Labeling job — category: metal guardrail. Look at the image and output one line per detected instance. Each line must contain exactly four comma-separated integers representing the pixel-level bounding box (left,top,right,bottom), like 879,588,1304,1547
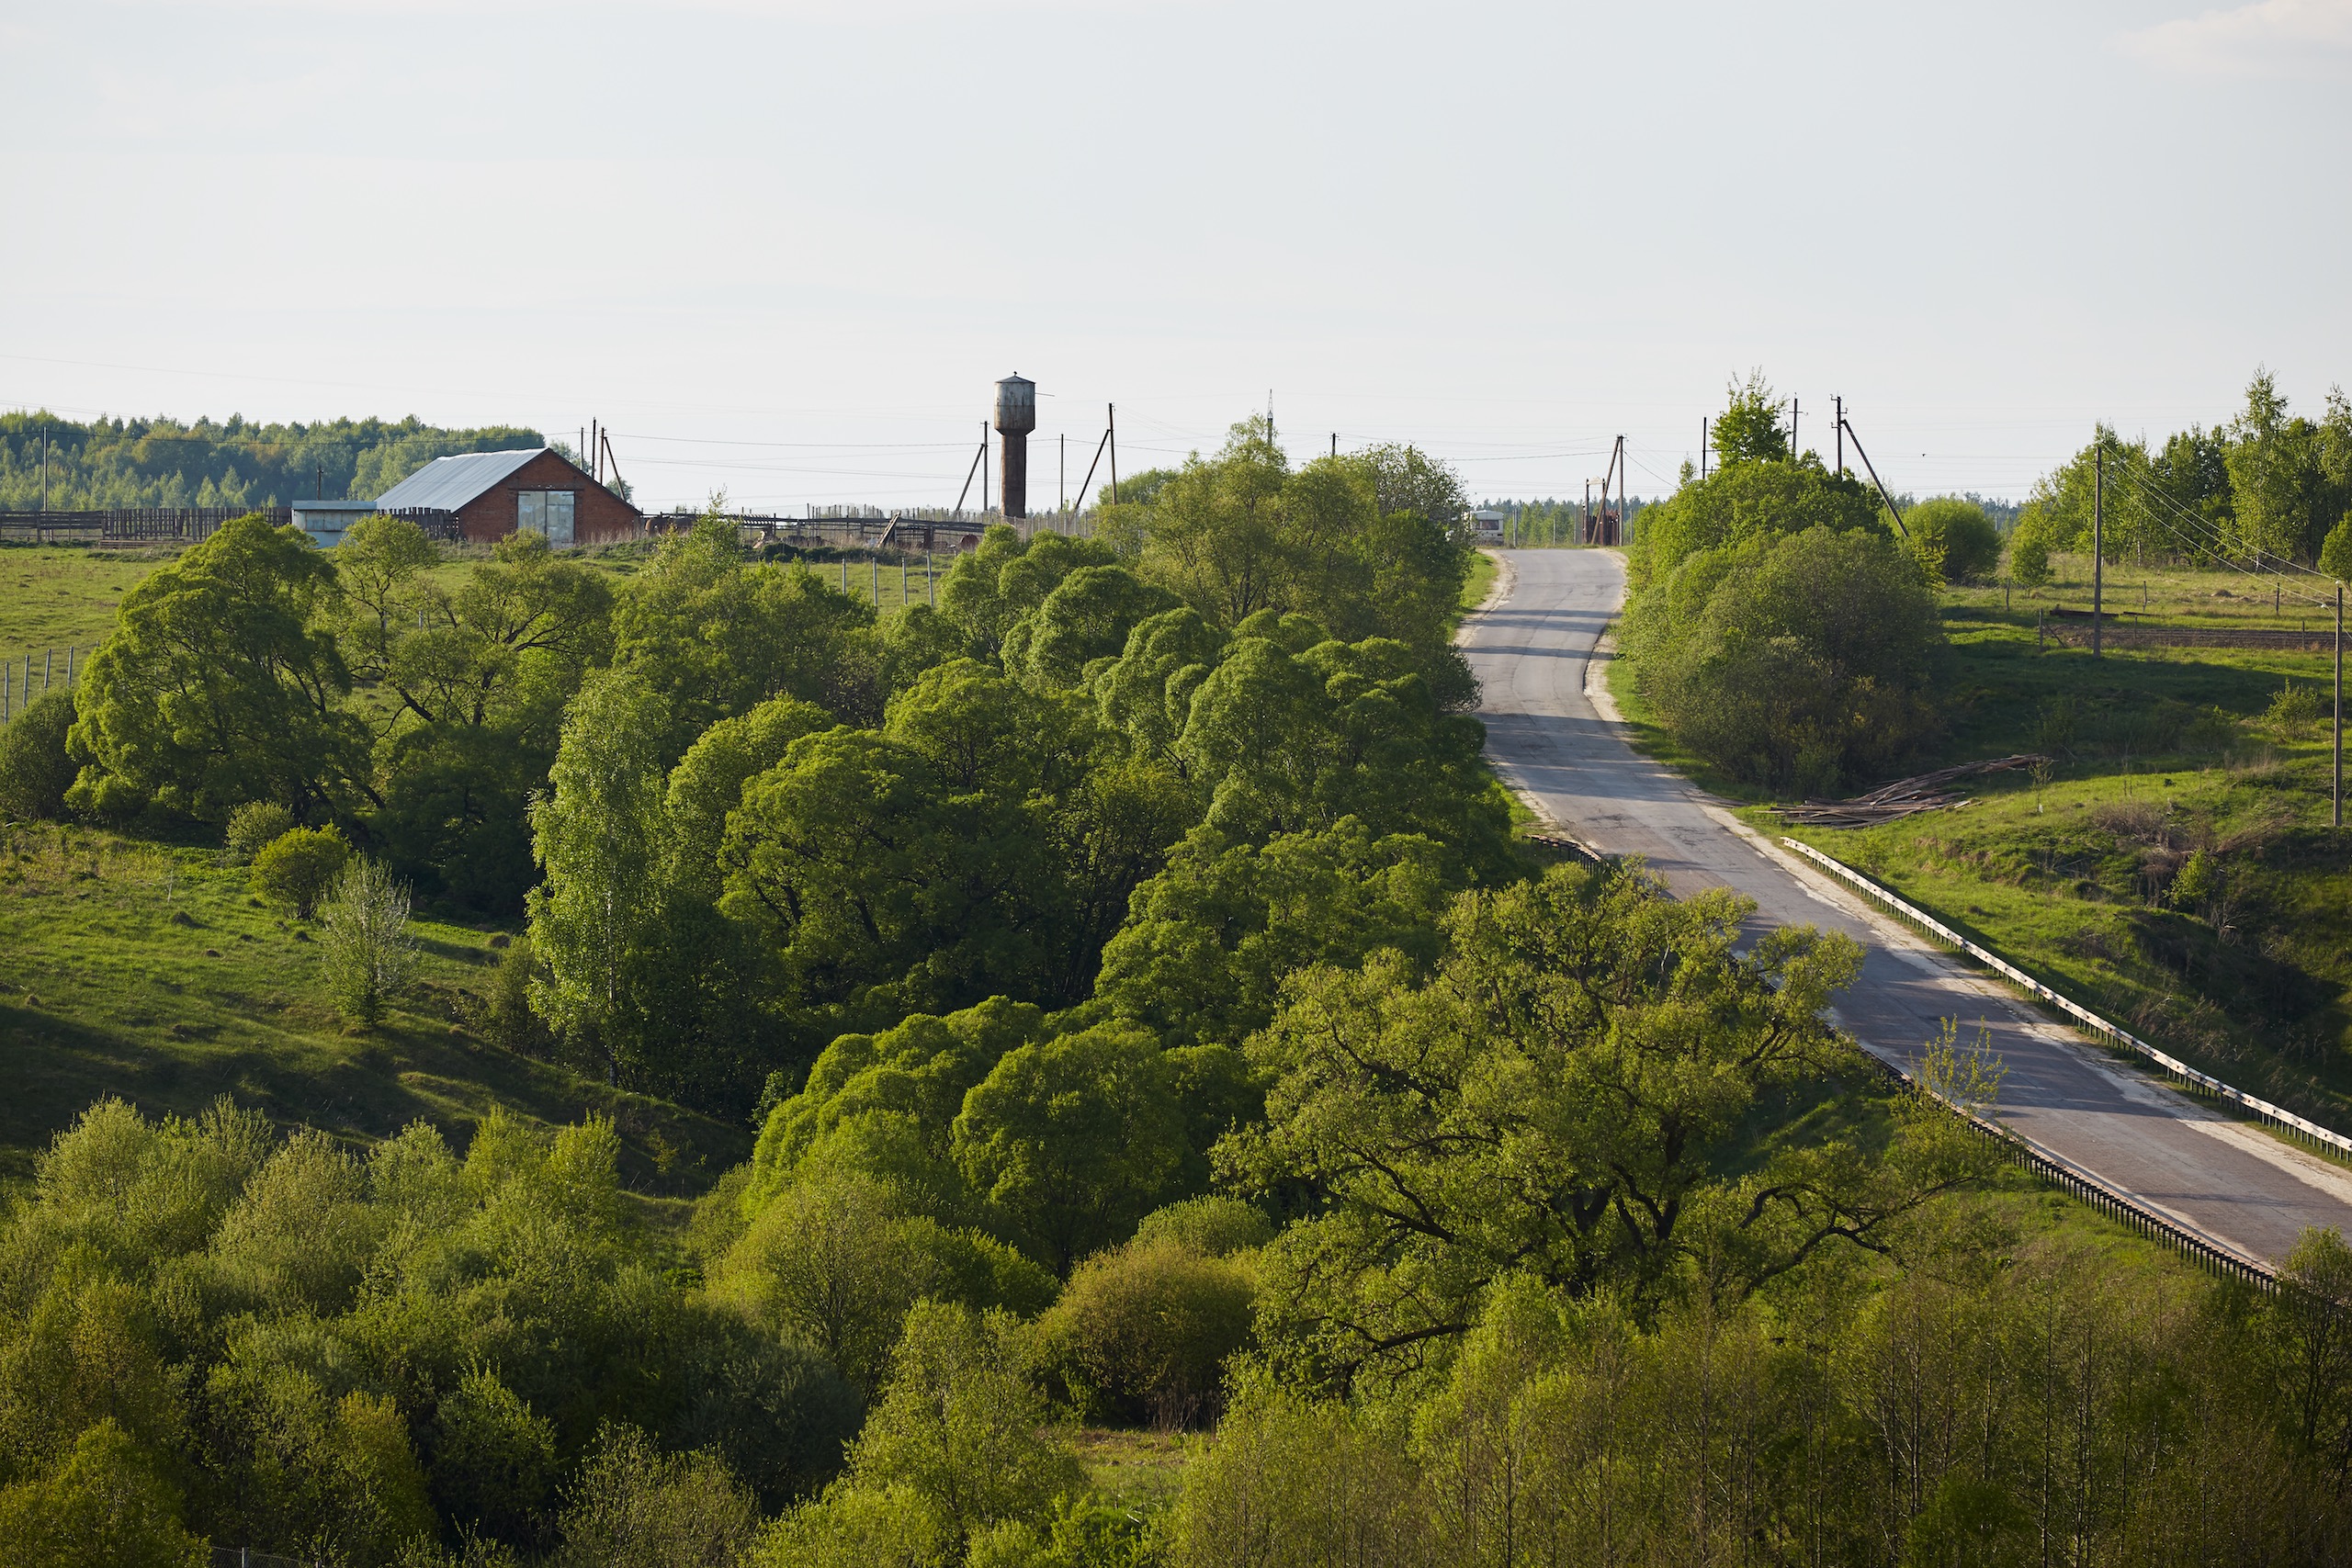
1852,1044,2277,1288
1776,833,2352,1166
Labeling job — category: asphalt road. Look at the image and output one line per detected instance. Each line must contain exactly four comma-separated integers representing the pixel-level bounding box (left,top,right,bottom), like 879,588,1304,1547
1463,547,2352,1269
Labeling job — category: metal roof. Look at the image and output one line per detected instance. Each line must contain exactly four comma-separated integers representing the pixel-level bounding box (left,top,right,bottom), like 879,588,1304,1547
372,447,548,511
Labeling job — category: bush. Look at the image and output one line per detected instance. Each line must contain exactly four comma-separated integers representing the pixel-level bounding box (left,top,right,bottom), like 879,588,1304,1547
2007,519,2053,589
1624,525,1943,794
1904,498,2003,582
2321,514,2352,582
551,1424,762,1568
225,800,296,863
2267,682,2322,740
320,857,417,1026
0,688,78,820
251,825,350,918
472,935,555,1056
1035,1236,1256,1427
1134,1195,1272,1258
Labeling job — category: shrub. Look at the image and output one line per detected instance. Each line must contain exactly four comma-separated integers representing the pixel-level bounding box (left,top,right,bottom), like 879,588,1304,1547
427,1369,558,1549
2007,523,2052,589
251,825,350,918
551,1424,762,1568
2321,514,2352,582
2266,682,2321,741
472,935,555,1056
1035,1236,1256,1427
320,857,417,1026
1625,525,1943,793
224,800,296,863
1134,1195,1272,1258
1904,498,2003,582
0,688,78,820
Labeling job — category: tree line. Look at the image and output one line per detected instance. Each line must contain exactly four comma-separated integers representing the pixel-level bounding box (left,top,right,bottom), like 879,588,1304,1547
10,412,2352,1565
2008,368,2352,580
0,412,545,513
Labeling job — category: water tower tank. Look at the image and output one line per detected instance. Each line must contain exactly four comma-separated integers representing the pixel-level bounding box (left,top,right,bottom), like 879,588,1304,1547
993,374,1036,518
994,374,1036,436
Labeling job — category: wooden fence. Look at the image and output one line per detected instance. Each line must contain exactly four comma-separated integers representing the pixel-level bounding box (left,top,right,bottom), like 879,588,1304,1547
0,507,464,546
2044,621,2342,653
0,646,90,723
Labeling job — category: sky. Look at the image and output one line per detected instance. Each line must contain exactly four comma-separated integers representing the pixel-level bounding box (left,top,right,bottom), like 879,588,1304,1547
2,0,2348,512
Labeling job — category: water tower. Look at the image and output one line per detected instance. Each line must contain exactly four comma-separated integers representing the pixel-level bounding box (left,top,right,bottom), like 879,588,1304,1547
994,374,1036,519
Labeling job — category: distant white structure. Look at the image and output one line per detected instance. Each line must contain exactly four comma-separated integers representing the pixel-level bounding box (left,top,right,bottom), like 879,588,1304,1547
291,500,379,548
1470,509,1506,542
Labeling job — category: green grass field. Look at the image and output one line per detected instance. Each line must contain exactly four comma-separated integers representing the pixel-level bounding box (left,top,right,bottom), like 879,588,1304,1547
0,821,748,1201
0,545,183,661
0,540,950,672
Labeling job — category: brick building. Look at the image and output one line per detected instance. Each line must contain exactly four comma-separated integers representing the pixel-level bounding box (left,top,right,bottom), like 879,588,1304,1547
371,447,640,546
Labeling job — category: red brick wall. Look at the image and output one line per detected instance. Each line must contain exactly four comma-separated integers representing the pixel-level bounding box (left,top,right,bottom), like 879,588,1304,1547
455,449,641,546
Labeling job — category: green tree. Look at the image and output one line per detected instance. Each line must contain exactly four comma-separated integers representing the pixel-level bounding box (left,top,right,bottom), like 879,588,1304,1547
1629,455,1883,588
1624,525,1943,793
319,856,418,1027
250,824,351,918
1096,819,1451,1048
365,525,616,912
0,687,77,819
526,671,673,1084
613,513,886,744
1711,368,1792,468
2319,513,2352,582
1034,1233,1256,1427
1904,497,2003,582
67,514,369,822
1222,861,1983,1390
952,1022,1190,1273
0,1420,208,1568
2226,367,2335,561
549,1425,762,1568
790,1303,1085,1554
2007,521,2052,588
425,1370,558,1550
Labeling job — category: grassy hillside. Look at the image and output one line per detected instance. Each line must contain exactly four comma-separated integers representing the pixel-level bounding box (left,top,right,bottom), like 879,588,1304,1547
0,820,748,1198
1608,548,2352,1133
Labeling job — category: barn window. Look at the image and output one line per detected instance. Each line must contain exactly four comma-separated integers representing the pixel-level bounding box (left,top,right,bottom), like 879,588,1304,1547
517,491,575,544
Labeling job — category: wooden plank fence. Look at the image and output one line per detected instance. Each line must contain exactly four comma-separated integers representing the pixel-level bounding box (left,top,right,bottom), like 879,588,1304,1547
0,507,464,546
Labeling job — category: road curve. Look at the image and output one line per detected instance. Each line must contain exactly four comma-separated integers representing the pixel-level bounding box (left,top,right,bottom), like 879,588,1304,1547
1464,547,2352,1269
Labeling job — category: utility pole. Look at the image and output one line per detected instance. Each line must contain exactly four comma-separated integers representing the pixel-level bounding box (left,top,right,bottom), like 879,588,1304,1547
980,422,989,515
1267,389,1273,447
1791,398,1800,455
1618,435,1628,547
1330,433,1337,459
1701,419,1708,480
2092,442,2104,660
1060,433,1066,515
1584,479,1591,545
1835,396,1844,476
314,459,323,500
1108,404,1119,503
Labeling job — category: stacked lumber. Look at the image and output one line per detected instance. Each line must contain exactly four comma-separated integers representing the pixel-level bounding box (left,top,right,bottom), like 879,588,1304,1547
1777,754,2051,829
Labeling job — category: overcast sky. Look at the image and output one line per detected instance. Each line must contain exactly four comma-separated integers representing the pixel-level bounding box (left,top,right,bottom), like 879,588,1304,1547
3,0,2347,510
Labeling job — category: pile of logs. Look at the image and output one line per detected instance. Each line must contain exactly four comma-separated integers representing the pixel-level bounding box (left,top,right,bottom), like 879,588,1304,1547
1777,755,2052,829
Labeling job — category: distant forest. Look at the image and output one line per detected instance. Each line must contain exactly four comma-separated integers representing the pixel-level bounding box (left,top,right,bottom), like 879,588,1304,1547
1481,490,2023,546
0,413,545,513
